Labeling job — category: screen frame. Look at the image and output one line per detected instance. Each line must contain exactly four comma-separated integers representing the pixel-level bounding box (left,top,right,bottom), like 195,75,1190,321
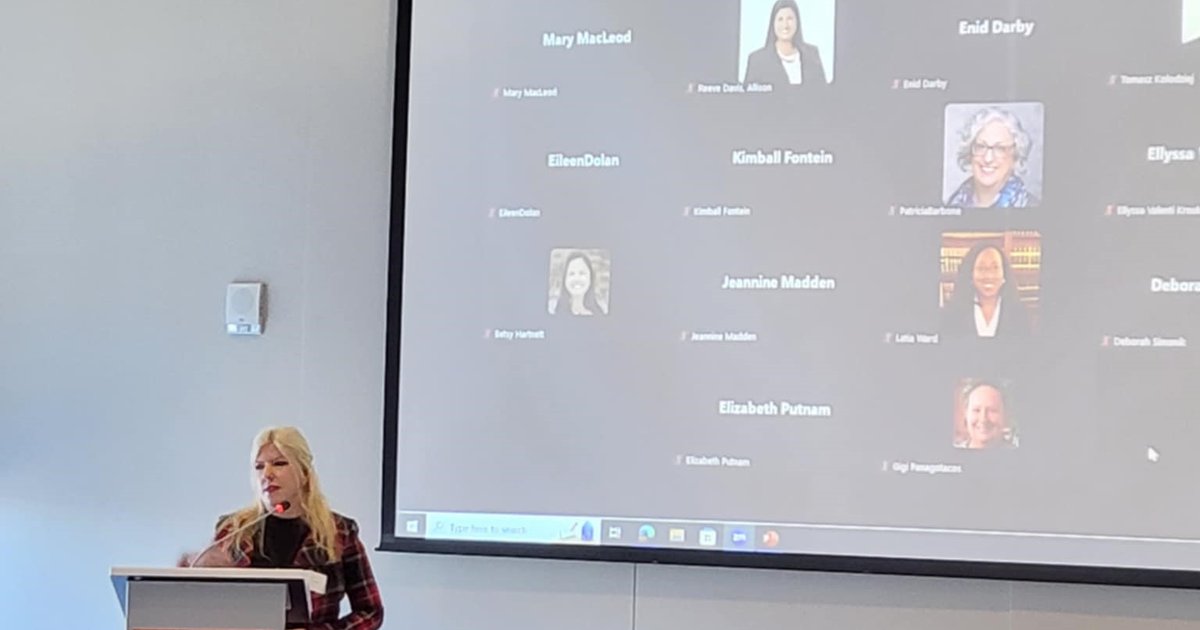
377,0,1200,591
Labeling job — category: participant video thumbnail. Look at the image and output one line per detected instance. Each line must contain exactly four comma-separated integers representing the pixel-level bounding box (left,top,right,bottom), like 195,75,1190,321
1185,0,1200,44
547,249,612,317
939,232,1042,339
739,0,836,88
953,378,1019,450
942,102,1045,208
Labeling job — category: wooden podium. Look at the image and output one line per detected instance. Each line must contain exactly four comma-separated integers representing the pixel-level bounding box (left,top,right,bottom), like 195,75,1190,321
110,566,327,630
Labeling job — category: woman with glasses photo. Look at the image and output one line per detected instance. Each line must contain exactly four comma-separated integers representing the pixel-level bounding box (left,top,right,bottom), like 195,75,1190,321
945,107,1039,208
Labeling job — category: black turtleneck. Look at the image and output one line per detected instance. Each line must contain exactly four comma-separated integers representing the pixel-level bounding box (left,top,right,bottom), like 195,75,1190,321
250,514,310,568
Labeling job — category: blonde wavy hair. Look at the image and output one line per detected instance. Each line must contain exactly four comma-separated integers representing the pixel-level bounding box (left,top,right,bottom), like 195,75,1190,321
218,426,341,563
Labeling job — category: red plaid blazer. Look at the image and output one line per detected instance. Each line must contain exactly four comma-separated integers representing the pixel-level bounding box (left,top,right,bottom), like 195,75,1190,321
216,512,384,630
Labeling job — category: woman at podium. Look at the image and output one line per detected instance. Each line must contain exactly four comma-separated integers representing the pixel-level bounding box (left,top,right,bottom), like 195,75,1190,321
184,426,384,629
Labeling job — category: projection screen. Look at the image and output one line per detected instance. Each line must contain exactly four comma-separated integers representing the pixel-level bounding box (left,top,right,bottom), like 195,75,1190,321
381,0,1200,586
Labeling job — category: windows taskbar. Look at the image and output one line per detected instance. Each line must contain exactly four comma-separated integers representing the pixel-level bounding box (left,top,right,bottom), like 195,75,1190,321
386,511,1200,589
396,511,761,551
393,510,1200,564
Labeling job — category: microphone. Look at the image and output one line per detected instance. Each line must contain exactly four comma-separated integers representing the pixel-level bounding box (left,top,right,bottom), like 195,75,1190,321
187,501,290,568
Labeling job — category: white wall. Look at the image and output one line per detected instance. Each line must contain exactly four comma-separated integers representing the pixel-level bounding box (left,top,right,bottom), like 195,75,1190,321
3,2,1200,629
